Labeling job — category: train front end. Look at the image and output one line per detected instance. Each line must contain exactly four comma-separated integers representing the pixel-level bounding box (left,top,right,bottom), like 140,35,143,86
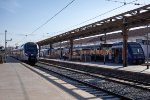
24,42,38,65
128,42,145,64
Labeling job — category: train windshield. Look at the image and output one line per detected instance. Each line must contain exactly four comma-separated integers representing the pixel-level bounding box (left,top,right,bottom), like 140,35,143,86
24,43,38,53
129,43,144,55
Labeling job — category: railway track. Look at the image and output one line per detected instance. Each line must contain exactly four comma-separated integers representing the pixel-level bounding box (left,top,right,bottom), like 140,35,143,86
25,61,150,100
21,62,122,100
33,64,121,100
39,58,150,86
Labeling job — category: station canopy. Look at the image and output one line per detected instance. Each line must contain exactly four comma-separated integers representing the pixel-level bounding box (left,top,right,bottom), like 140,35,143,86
37,4,150,46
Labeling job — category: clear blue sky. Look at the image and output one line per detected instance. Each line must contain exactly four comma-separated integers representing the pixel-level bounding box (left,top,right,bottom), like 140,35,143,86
0,0,149,47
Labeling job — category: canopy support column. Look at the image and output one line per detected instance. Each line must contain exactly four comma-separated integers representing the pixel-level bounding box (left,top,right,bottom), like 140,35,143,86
49,43,52,55
122,18,129,67
69,39,73,60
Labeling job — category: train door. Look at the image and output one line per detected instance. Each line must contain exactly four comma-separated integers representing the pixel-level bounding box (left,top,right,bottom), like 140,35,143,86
81,48,91,62
112,48,122,63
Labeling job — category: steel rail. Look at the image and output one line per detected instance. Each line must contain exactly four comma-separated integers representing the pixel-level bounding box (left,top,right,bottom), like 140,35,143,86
35,61,150,99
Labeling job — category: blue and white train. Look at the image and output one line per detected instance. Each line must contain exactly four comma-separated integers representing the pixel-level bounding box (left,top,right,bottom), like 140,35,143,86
12,42,39,65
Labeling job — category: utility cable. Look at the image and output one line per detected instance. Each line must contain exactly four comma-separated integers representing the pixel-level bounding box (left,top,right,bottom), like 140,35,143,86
17,0,76,45
29,0,76,36
54,0,139,34
105,0,143,5
18,0,149,45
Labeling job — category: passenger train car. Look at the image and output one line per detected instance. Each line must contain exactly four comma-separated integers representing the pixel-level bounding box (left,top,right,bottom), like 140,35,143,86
71,44,112,61
12,42,39,65
40,48,49,57
41,42,145,65
48,44,112,61
111,42,145,64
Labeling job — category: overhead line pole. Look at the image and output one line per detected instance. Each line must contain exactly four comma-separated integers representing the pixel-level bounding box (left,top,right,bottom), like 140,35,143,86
4,30,7,63
4,30,12,62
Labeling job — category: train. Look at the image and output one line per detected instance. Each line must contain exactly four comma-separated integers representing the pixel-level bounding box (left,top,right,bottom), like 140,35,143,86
111,42,145,64
43,42,145,65
71,44,112,61
45,43,112,61
11,42,39,65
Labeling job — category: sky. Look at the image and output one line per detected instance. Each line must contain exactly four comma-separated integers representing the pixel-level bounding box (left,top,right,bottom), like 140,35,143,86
0,0,150,47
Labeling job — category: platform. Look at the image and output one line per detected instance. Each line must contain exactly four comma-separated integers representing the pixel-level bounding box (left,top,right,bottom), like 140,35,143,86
0,57,102,100
40,58,150,74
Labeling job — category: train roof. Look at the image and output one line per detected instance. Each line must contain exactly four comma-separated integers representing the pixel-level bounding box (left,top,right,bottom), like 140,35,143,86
24,42,37,45
74,43,112,49
112,42,141,48
112,42,140,45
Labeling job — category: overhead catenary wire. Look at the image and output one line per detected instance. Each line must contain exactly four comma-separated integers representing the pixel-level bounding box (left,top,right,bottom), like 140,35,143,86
16,0,76,45
17,0,149,45
29,0,76,36
54,0,140,34
105,0,143,5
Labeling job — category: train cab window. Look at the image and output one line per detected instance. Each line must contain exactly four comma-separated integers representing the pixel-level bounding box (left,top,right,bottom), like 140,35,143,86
27,46,37,51
24,43,38,53
129,43,144,54
131,48,143,55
